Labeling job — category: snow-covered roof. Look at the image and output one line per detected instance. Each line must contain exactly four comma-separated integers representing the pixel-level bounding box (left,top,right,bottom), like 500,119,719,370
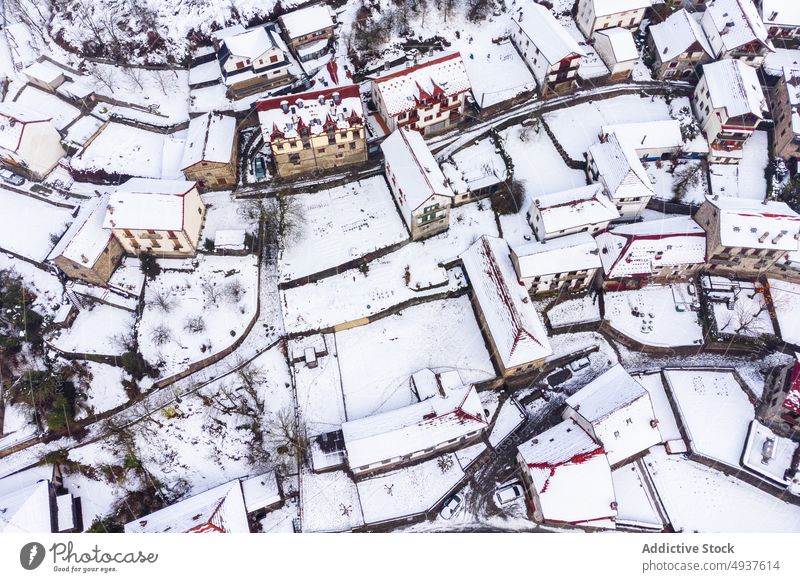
532,183,620,235
125,478,250,533
214,229,246,250
341,385,487,469
649,9,713,62
23,60,64,85
239,473,282,513
257,84,364,143
588,133,653,199
781,67,800,137
705,195,800,251
565,364,662,465
594,27,639,64
104,178,196,232
49,193,114,267
0,480,53,533
0,102,52,153
181,112,236,170
371,52,472,118
594,216,706,278
589,0,651,17
221,26,276,60
703,0,773,53
460,236,553,369
517,419,616,527
513,232,601,278
381,127,455,211
512,2,586,66
761,0,800,28
700,59,767,119
411,368,441,401
602,119,708,155
279,3,335,39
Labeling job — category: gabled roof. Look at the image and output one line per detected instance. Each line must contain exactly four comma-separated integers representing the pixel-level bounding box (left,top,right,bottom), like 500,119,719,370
594,216,706,278
341,385,487,469
594,27,639,63
703,0,773,53
704,195,800,251
220,26,277,60
761,0,800,28
460,236,552,369
649,9,713,62
370,52,472,117
602,119,708,155
49,193,114,268
513,232,602,279
0,102,52,153
279,3,335,39
181,112,236,170
0,480,53,533
512,2,586,66
589,0,651,17
517,419,616,527
381,127,455,212
531,183,620,235
588,133,653,199
103,179,196,232
700,59,766,119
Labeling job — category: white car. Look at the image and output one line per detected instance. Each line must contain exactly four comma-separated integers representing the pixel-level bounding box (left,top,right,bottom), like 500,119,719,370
494,482,523,505
0,169,24,186
440,493,464,519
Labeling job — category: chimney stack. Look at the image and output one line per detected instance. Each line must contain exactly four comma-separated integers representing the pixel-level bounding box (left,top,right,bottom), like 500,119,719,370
772,232,785,245
758,232,769,244
280,100,289,113
333,91,341,104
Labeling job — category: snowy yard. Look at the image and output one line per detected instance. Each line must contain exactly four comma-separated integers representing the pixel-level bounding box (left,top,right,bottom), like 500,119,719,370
79,362,129,416
200,191,259,243
0,189,72,262
646,159,709,205
138,255,259,378
301,470,364,532
708,131,769,200
605,285,704,347
334,296,496,421
767,278,800,346
49,304,135,356
547,295,601,329
293,335,348,437
663,369,754,467
706,279,774,339
70,123,167,180
0,253,66,316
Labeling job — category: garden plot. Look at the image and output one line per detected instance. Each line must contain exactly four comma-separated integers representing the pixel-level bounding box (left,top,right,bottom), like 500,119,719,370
766,278,800,345
605,285,704,347
0,189,72,262
645,447,800,533
79,362,129,416
708,131,769,200
137,254,258,378
293,335,347,437
663,369,754,467
49,304,135,356
646,159,709,205
200,191,259,244
705,278,774,339
544,94,673,160
357,453,465,525
278,176,408,282
15,85,80,131
334,297,496,421
0,253,65,316
301,470,364,532
70,122,165,180
547,295,601,329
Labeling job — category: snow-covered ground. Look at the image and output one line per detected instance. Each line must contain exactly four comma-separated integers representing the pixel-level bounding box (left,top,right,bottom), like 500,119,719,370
49,304,136,356
708,131,769,200
301,470,364,532
767,278,800,345
79,362,129,415
548,295,601,329
293,335,347,437
709,280,774,339
646,159,709,205
70,123,167,180
0,189,73,262
200,191,259,243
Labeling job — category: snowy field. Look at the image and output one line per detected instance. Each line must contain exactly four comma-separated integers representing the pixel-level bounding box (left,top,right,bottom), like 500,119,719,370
301,470,364,532
200,191,259,242
663,369,754,467
708,132,769,200
138,255,259,378
548,295,601,329
0,189,72,261
294,336,347,437
70,123,166,180
278,176,408,282
80,362,129,416
767,278,800,346
49,304,135,356
334,297,496,421
605,285,704,347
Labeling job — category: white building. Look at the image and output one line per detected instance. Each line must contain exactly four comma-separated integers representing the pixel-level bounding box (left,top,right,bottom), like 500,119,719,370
215,24,293,92
528,183,620,241
593,27,638,79
761,0,800,39
381,127,455,240
511,232,602,294
587,133,654,220
0,478,80,533
601,120,708,161
701,0,774,66
460,236,553,377
692,59,767,164
0,102,65,180
517,419,616,528
510,2,586,95
576,0,651,38
563,364,662,466
278,3,336,62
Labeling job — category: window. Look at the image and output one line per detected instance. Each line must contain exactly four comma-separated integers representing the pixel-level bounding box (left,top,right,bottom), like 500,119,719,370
349,142,356,150
151,239,161,248
270,55,279,63
288,153,301,164
123,229,134,238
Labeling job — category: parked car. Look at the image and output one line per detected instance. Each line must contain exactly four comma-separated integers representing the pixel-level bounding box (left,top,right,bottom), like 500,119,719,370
494,481,523,505
253,157,267,180
568,357,590,372
440,493,464,519
0,169,25,186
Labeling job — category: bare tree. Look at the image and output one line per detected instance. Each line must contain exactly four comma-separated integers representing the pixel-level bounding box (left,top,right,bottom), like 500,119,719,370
223,279,246,304
149,324,172,346
201,279,221,306
147,289,176,313
263,407,309,459
183,315,206,334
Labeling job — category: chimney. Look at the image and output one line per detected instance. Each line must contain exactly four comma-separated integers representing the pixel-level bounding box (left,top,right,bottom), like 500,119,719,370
296,98,304,109
772,232,785,245
318,94,326,105
280,100,289,113
333,91,341,104
758,232,769,244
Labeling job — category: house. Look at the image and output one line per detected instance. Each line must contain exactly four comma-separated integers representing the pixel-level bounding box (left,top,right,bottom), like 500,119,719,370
517,419,616,529
647,9,714,81
760,0,800,39
49,194,124,287
510,2,586,95
575,0,651,38
22,60,66,91
594,217,707,289
0,476,81,533
563,365,663,466
771,67,800,160
256,85,367,178
601,120,708,161
511,232,602,295
694,195,800,276
701,0,774,66
460,236,553,377
279,3,336,62
125,473,281,533
103,178,206,257
180,112,238,190
527,183,620,241
369,52,472,137
587,133,654,220
692,59,767,164
341,384,487,476
760,355,800,434
215,24,294,96
381,127,455,240
0,102,65,180
592,27,638,79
